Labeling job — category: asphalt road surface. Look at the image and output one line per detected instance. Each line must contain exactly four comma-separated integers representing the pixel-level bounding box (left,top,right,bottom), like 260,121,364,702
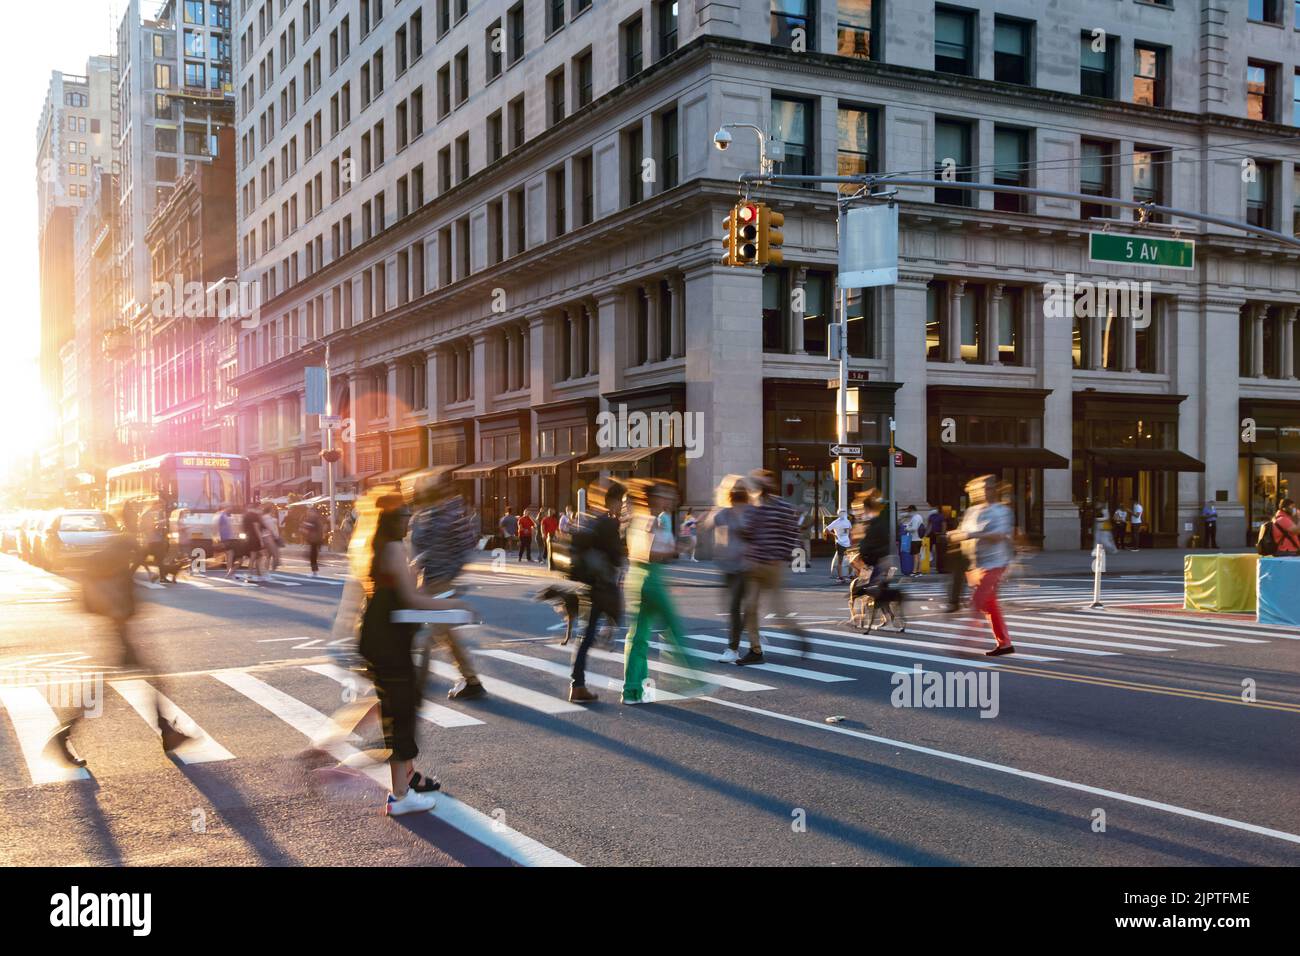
1,549,1297,867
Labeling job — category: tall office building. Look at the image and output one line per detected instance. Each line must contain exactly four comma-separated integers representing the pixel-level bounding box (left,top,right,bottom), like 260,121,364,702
230,0,1300,548
35,57,118,475
114,0,234,460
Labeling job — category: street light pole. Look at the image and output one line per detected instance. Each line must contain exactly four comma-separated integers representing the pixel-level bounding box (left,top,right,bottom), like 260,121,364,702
323,341,336,538
835,202,848,518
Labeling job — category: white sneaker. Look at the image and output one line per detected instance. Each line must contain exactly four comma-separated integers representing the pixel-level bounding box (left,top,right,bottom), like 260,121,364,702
386,789,437,815
719,648,740,663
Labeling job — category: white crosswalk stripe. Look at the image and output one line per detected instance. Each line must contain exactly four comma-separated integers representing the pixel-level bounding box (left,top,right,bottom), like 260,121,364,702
1031,612,1269,644
0,685,90,785
476,648,689,702
914,618,1178,652
426,658,585,714
537,643,775,692
109,679,234,763
304,663,486,728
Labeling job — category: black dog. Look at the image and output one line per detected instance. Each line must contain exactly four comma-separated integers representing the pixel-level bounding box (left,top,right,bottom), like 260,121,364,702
849,571,905,632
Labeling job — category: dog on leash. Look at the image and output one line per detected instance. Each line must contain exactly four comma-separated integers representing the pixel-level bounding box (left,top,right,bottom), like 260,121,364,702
848,567,906,632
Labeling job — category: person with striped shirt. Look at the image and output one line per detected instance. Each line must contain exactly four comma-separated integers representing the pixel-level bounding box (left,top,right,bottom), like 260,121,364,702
737,470,810,665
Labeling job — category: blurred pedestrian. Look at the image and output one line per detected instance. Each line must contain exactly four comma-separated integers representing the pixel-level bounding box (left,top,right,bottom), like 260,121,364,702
701,478,752,660
825,508,853,584
300,507,325,576
541,508,560,569
407,470,484,701
239,506,265,582
949,475,1016,656
46,535,195,770
518,508,536,563
679,508,699,562
737,469,809,665
260,505,283,572
354,491,470,814
1201,501,1218,549
567,479,626,702
622,480,709,703
499,507,518,556
926,504,947,575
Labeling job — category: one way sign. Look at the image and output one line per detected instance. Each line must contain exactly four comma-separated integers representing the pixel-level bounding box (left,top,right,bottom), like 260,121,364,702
829,443,864,458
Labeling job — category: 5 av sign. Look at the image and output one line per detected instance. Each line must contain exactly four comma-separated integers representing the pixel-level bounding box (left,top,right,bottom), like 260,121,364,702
1089,232,1195,270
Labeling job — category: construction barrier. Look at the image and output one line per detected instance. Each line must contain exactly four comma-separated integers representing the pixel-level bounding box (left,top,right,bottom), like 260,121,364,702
1257,557,1300,625
1183,554,1259,612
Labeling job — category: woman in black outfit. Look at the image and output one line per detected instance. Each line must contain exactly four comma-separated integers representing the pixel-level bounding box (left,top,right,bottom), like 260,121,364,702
354,492,468,816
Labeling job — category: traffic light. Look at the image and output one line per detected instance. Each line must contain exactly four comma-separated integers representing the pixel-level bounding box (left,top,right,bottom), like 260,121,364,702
722,201,759,267
757,203,784,266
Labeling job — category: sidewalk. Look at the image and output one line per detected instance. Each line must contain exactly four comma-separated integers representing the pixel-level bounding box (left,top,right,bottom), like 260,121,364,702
463,547,1237,589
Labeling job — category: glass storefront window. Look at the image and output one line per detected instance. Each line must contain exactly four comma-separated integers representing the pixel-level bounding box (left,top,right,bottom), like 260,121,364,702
1102,310,1122,370
926,281,943,361
1278,426,1300,452
803,272,831,354
1072,314,1088,368
959,288,980,361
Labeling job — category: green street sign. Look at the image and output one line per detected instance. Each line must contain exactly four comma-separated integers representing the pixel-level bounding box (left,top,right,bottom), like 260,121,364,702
1088,232,1195,270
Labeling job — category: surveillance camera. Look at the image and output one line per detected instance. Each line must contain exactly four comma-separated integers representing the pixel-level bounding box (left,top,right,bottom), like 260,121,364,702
713,129,732,151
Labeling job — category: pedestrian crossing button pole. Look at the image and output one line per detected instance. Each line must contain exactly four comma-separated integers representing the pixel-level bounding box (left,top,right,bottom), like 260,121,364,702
1089,542,1106,609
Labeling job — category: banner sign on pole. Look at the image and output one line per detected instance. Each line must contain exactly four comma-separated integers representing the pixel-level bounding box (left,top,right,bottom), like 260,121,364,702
304,367,328,415
839,204,899,289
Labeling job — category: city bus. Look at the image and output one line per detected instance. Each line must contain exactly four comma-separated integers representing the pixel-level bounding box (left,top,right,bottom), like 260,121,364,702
105,452,251,558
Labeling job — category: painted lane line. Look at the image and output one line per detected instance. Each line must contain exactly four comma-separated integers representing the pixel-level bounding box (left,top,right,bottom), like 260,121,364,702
681,635,856,682
213,669,575,866
999,616,1220,648
476,648,686,702
428,658,585,714
742,635,924,676
304,663,485,728
913,618,1176,653
538,643,774,692
0,686,91,785
761,630,1000,669
698,695,1300,848
801,627,1064,663
109,680,235,763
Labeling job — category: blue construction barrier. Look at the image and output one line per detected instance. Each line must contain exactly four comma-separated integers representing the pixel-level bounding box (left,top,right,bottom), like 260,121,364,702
1257,557,1300,625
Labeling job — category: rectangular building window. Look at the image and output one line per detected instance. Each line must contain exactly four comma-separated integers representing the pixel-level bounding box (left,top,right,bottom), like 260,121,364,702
1247,61,1276,122
576,50,593,108
993,17,1030,85
623,15,643,78
624,125,644,204
548,68,566,125
934,119,972,206
1133,43,1167,107
656,1,678,59
1247,162,1275,229
993,127,1028,213
935,7,975,76
836,105,877,193
772,0,814,50
1132,146,1169,220
660,109,679,189
1079,139,1114,221
1080,31,1116,98
837,0,875,60
771,96,814,180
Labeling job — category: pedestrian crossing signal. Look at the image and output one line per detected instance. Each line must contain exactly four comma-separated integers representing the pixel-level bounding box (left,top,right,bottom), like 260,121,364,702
722,202,759,267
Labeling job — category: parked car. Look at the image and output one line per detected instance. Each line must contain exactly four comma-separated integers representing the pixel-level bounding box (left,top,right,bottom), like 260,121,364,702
19,512,46,563
38,510,124,573
0,513,24,553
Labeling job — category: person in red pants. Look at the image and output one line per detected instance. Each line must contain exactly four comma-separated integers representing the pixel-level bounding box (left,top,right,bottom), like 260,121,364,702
949,475,1016,656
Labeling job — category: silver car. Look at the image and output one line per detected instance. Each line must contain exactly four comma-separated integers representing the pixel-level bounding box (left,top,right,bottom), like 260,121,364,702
38,511,125,573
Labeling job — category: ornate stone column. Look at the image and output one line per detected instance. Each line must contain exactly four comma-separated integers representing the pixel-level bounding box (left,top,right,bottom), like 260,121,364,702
790,267,808,354
1252,303,1266,378
642,280,661,364
1282,306,1298,380
946,279,966,363
986,283,1003,364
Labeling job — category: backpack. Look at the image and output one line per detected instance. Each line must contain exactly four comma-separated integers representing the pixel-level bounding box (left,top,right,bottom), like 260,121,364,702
1257,519,1278,556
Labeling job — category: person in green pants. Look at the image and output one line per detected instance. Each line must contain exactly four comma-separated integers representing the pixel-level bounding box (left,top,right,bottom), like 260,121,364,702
621,480,713,705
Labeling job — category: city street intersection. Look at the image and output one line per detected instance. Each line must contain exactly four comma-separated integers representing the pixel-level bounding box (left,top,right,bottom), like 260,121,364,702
1,550,1296,867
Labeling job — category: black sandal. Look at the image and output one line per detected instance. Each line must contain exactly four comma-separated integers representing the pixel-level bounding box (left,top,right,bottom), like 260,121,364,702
408,771,441,793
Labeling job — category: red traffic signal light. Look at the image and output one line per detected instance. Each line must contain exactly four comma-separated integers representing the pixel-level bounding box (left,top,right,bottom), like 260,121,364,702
722,202,760,267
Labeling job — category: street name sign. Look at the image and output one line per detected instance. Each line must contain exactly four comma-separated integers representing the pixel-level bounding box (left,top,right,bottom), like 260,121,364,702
1088,232,1194,270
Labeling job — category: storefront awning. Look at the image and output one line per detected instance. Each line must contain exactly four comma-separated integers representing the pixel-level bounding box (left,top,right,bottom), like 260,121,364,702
508,454,587,477
1089,448,1206,473
577,446,671,473
940,446,1071,470
340,470,382,487
364,467,416,488
862,445,918,468
452,460,519,480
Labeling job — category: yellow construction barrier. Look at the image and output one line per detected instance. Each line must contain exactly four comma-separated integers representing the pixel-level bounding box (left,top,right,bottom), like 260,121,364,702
1184,554,1259,612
